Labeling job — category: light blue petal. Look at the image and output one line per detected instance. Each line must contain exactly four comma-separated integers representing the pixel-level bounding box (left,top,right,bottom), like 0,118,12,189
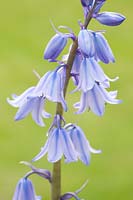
48,128,63,162
60,128,78,163
93,32,115,64
88,141,102,154
79,58,95,92
88,58,107,82
15,97,36,121
70,126,90,165
87,85,105,116
74,92,87,114
7,87,35,108
78,30,94,57
31,97,45,127
97,84,122,104
32,135,50,162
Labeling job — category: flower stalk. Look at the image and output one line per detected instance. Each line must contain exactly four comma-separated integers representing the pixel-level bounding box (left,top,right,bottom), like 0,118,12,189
52,3,97,200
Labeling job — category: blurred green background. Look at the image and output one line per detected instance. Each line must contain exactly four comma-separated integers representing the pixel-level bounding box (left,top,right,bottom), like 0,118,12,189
0,0,132,199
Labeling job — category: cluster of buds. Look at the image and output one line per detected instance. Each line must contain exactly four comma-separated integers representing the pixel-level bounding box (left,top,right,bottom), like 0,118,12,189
8,0,125,199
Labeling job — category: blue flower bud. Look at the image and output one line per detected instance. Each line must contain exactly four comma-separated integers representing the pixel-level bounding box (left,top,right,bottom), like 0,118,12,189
94,12,126,26
81,0,94,7
44,34,67,60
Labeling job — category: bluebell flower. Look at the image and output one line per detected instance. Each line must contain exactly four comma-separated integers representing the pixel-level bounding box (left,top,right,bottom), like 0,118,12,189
78,29,94,58
74,83,122,116
94,12,126,26
65,124,101,165
7,87,51,127
72,57,117,93
94,0,106,14
32,126,78,163
44,34,68,61
12,177,36,200
92,32,115,64
60,192,80,200
33,67,67,111
80,0,94,7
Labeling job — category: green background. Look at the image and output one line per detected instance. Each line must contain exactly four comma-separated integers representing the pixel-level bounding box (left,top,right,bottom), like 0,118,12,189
0,0,132,199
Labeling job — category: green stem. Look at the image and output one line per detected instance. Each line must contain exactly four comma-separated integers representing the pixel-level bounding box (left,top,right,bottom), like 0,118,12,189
51,2,97,199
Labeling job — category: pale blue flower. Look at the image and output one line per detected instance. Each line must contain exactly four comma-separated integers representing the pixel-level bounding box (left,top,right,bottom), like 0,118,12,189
12,178,36,200
72,57,117,93
65,124,101,165
92,32,115,64
32,126,78,163
94,12,126,26
7,87,50,127
74,83,122,116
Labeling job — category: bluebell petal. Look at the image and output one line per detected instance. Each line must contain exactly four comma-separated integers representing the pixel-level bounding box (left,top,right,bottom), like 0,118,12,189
74,92,87,114
32,135,51,162
95,12,126,26
94,0,106,14
73,58,95,93
78,30,94,57
109,90,118,99
88,141,102,154
48,128,63,162
15,97,37,121
33,71,52,96
7,87,35,107
96,84,122,104
31,97,47,127
44,34,67,60
13,178,36,200
87,85,105,116
70,126,90,165
93,32,115,64
60,128,78,163
81,0,94,7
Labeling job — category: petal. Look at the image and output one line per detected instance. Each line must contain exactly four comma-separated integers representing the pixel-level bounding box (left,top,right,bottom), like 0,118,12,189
48,128,63,162
74,92,87,114
32,135,50,162
78,30,94,57
88,141,102,154
87,58,107,82
79,58,95,92
31,97,46,127
95,12,126,26
96,84,122,104
87,85,105,116
70,126,90,165
93,32,115,64
15,97,36,121
7,87,35,108
60,128,78,163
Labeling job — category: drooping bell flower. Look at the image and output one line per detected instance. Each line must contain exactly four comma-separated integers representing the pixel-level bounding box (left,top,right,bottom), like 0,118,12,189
74,82,122,116
65,123,101,165
78,29,94,58
92,32,115,64
7,87,51,127
94,12,126,26
12,177,36,200
32,116,78,163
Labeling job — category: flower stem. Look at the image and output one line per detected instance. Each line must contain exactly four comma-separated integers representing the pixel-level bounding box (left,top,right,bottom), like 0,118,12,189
51,3,97,199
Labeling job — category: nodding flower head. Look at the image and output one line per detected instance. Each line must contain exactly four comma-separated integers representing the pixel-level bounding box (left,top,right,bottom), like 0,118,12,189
74,83,122,116
32,115,78,163
7,87,51,127
65,123,101,165
12,177,37,200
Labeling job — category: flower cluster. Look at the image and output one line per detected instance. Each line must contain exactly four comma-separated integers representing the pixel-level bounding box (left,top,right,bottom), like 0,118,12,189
8,0,125,199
